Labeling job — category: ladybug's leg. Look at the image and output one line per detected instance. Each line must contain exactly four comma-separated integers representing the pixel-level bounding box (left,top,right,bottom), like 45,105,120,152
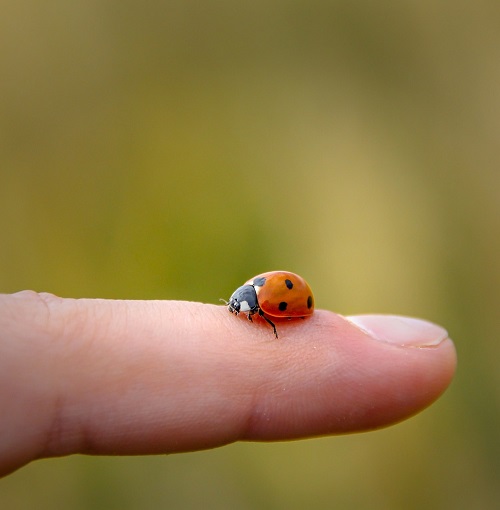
259,309,278,339
246,308,260,322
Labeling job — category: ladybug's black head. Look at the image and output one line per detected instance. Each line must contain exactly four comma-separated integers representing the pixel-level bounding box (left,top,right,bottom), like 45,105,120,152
227,284,259,315
228,296,241,314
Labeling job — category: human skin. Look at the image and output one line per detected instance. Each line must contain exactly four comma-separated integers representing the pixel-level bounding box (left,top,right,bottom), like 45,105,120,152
0,291,456,477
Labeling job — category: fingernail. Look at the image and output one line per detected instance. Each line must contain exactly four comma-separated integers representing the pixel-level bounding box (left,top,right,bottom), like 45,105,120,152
345,315,449,347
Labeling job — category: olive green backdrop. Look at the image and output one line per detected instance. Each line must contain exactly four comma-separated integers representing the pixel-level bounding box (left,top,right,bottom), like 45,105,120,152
1,1,499,508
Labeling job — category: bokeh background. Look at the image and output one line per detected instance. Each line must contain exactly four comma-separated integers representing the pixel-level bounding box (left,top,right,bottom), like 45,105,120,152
1,1,499,508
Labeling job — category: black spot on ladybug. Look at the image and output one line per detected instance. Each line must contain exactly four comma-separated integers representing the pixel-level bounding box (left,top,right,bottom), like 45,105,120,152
279,301,288,311
307,295,313,309
253,277,266,287
285,279,293,289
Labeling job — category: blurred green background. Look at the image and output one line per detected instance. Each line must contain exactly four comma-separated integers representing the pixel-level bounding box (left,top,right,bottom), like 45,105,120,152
1,1,499,508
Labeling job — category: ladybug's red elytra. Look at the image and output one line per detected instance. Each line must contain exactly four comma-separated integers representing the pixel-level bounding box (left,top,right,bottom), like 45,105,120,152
225,271,314,338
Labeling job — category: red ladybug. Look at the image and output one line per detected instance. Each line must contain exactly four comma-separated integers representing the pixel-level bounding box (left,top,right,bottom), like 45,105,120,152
226,271,314,338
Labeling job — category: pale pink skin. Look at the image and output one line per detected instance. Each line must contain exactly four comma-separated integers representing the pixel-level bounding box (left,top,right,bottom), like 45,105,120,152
0,291,456,477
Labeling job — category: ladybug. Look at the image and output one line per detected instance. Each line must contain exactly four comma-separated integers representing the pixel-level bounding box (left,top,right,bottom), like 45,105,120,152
225,271,314,338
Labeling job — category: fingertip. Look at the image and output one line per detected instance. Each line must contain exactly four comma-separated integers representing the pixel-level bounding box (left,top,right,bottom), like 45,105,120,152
345,314,452,347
